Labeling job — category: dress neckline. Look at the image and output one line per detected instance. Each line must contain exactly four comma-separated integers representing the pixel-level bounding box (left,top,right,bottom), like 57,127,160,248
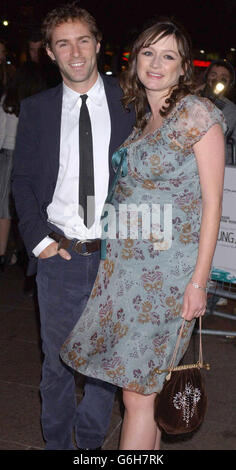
131,94,190,145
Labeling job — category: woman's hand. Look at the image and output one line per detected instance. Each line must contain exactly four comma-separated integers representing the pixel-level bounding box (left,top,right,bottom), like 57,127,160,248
181,282,207,321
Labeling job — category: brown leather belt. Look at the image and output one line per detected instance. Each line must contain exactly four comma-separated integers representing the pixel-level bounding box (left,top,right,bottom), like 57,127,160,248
49,231,101,256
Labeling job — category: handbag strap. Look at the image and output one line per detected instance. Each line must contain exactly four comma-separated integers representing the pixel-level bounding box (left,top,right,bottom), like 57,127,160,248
169,317,203,370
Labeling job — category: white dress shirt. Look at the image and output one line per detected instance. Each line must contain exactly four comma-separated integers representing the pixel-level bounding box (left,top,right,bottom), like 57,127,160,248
33,74,111,256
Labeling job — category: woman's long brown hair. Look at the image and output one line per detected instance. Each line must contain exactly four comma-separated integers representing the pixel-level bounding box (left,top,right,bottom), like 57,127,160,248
120,20,195,129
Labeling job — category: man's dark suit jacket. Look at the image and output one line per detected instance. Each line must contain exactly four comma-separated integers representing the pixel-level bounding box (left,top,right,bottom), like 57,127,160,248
12,74,135,275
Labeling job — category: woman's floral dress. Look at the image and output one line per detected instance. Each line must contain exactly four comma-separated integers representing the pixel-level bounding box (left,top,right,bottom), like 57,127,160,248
60,95,226,394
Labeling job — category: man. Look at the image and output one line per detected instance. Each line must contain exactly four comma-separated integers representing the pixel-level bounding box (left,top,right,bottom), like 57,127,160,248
199,60,236,308
201,60,236,165
12,3,134,450
28,30,43,64
25,29,61,89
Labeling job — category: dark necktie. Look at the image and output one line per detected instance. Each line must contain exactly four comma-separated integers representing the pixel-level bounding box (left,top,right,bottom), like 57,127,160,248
79,94,95,228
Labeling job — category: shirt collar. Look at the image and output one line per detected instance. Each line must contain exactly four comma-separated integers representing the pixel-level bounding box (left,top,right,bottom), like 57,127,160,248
62,74,104,111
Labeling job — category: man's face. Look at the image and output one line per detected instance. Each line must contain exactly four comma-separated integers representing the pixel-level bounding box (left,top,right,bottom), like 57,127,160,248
47,19,100,93
207,65,232,94
29,40,43,63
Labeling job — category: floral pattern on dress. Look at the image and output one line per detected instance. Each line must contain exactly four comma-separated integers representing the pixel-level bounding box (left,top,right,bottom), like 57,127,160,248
61,94,226,394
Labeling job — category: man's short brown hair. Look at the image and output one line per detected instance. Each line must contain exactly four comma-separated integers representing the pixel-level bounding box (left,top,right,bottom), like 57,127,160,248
42,1,102,48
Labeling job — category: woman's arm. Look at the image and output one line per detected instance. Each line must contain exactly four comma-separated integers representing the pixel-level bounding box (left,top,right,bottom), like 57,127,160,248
182,123,225,321
0,103,7,150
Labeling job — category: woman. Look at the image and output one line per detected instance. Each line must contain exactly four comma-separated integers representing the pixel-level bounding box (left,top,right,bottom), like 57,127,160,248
0,40,16,269
0,39,15,99
0,63,46,271
60,20,226,450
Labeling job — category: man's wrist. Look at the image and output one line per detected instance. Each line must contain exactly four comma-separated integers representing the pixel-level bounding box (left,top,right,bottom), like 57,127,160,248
32,236,56,257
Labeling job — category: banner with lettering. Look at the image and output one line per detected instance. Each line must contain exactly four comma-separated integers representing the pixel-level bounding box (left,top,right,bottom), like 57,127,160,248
212,166,236,283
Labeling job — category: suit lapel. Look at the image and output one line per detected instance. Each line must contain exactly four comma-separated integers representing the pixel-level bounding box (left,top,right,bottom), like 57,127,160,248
102,75,122,157
102,75,125,186
45,84,63,185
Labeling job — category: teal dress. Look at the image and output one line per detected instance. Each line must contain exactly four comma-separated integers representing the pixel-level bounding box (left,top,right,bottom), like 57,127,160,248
60,95,226,395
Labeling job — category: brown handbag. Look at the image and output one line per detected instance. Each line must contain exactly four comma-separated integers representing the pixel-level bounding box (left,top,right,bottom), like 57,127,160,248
154,318,210,435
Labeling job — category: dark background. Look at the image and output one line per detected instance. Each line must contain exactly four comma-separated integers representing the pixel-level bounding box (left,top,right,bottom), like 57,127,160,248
1,0,236,60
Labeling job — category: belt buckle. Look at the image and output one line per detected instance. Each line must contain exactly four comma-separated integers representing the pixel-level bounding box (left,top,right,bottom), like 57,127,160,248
75,240,92,256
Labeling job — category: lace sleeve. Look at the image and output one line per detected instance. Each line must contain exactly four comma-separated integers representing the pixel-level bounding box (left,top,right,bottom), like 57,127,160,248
172,95,227,149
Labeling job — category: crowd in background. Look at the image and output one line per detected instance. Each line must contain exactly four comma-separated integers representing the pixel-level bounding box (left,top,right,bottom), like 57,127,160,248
0,32,61,281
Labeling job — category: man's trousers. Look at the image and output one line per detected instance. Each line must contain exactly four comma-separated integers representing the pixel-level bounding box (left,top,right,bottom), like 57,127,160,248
36,247,117,450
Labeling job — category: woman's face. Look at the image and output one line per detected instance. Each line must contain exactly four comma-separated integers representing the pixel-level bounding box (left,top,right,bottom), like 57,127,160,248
136,34,184,97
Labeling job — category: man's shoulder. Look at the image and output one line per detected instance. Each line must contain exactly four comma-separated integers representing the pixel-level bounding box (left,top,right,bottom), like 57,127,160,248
101,73,134,114
101,73,123,97
101,73,119,87
221,95,236,111
21,83,63,110
221,96,236,127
